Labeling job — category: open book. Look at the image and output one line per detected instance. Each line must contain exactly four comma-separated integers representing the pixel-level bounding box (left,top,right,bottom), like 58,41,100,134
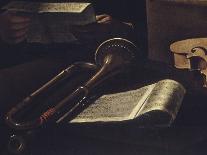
67,79,185,126
2,1,96,43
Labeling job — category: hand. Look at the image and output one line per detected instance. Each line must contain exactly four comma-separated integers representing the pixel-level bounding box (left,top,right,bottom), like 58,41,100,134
0,11,31,44
72,14,134,48
96,14,113,24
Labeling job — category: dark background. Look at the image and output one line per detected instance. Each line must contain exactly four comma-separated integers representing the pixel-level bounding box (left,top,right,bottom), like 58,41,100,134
1,1,207,155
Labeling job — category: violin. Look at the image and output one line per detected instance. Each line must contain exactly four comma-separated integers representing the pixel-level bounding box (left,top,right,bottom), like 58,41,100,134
170,38,207,88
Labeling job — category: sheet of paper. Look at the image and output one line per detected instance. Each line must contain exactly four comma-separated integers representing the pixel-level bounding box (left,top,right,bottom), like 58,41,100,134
70,85,155,123
27,15,77,43
70,79,185,124
3,1,96,43
138,79,186,120
3,1,91,13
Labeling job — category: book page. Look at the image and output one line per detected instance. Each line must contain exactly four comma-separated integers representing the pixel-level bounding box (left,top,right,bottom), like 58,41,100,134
3,2,96,43
137,79,186,121
3,1,91,13
70,85,155,123
27,15,77,43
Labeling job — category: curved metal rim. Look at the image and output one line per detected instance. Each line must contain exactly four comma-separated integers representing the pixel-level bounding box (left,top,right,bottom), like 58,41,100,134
94,38,137,65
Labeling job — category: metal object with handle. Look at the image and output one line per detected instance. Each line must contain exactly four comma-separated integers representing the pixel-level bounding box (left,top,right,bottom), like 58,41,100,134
5,38,137,131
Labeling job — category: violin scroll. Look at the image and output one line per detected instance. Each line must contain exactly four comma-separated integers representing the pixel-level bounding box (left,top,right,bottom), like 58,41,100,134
170,38,207,88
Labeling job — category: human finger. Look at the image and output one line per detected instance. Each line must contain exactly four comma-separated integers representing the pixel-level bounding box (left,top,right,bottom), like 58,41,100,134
9,15,31,24
4,33,27,44
96,14,110,21
13,35,27,44
10,22,30,31
98,16,112,24
11,28,28,38
96,14,112,24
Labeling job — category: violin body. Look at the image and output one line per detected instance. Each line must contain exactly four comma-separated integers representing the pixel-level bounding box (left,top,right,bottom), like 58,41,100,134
171,38,207,88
